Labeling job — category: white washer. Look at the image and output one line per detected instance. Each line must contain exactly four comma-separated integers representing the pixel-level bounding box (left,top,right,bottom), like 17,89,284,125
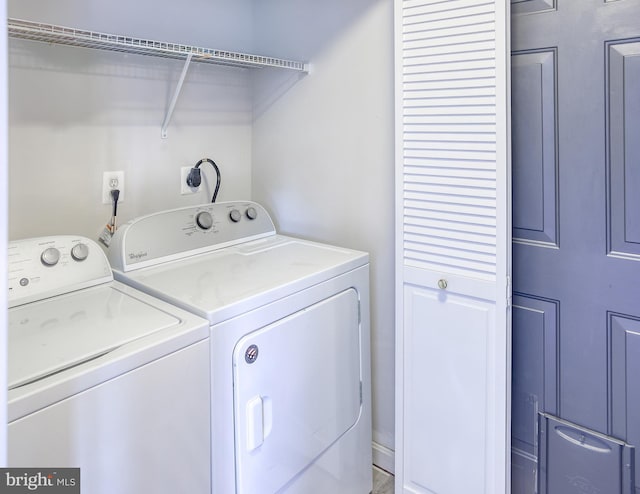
107,201,372,494
7,236,211,494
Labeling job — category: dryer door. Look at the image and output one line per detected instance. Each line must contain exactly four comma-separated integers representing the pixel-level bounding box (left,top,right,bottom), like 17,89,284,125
232,288,362,494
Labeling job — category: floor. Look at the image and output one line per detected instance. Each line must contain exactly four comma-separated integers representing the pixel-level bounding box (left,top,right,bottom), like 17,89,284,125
372,466,394,494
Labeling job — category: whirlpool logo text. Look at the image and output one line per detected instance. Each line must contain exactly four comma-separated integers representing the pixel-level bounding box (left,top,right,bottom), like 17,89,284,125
128,251,148,261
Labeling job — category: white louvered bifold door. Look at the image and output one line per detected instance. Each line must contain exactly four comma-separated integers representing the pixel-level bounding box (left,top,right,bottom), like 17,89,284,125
394,1,511,493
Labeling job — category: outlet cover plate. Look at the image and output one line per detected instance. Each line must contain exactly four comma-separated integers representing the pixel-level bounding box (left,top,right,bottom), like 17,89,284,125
102,171,125,204
181,166,201,195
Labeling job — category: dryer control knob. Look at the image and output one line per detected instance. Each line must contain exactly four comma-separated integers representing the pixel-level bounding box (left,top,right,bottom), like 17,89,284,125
41,247,61,266
196,211,213,230
71,243,89,261
246,207,258,220
229,209,241,223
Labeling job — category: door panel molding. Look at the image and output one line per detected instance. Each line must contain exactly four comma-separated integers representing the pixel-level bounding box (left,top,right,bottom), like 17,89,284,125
609,311,640,484
607,39,640,260
512,49,559,247
511,0,556,16
403,283,493,494
512,294,559,454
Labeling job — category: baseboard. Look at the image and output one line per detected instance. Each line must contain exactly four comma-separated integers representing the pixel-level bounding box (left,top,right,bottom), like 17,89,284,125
372,441,395,474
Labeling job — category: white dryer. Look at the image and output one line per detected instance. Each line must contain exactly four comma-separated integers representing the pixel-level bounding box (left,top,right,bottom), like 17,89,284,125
7,236,211,494
107,201,372,494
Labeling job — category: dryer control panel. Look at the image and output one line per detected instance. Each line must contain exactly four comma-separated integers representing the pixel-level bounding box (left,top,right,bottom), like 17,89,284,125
108,201,276,272
8,236,113,308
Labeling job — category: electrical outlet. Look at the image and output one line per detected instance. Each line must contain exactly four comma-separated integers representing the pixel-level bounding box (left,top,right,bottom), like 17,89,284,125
102,171,125,204
181,166,201,195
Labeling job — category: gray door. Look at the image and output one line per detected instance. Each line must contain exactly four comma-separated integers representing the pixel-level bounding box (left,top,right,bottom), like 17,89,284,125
511,1,640,493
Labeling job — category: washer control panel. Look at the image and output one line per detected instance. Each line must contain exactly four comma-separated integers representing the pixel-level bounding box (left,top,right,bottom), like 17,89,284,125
8,236,113,308
108,201,276,272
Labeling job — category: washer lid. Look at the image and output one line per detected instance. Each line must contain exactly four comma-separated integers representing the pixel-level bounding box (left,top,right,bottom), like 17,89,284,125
116,235,368,324
8,283,181,390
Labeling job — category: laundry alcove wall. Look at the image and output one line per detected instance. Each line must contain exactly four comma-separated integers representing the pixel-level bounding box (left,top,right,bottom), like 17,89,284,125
6,0,398,472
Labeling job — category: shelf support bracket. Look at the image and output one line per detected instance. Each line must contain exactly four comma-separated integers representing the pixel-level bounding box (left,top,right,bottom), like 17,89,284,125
161,53,193,139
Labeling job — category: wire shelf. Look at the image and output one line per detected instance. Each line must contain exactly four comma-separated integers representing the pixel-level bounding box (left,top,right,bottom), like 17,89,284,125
8,18,309,72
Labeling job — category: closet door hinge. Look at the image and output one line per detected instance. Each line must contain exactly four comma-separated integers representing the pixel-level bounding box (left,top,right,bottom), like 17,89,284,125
506,275,512,308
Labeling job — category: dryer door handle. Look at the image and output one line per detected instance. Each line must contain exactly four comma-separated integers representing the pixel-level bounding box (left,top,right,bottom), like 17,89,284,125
246,396,264,451
246,395,272,452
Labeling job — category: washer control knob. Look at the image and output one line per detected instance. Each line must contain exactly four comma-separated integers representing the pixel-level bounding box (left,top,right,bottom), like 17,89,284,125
196,211,214,230
41,247,61,266
229,209,241,223
246,207,258,220
71,243,89,261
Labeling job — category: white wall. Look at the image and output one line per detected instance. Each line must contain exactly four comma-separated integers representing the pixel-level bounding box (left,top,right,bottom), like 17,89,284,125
7,0,255,240
1,0,9,466
251,0,396,470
